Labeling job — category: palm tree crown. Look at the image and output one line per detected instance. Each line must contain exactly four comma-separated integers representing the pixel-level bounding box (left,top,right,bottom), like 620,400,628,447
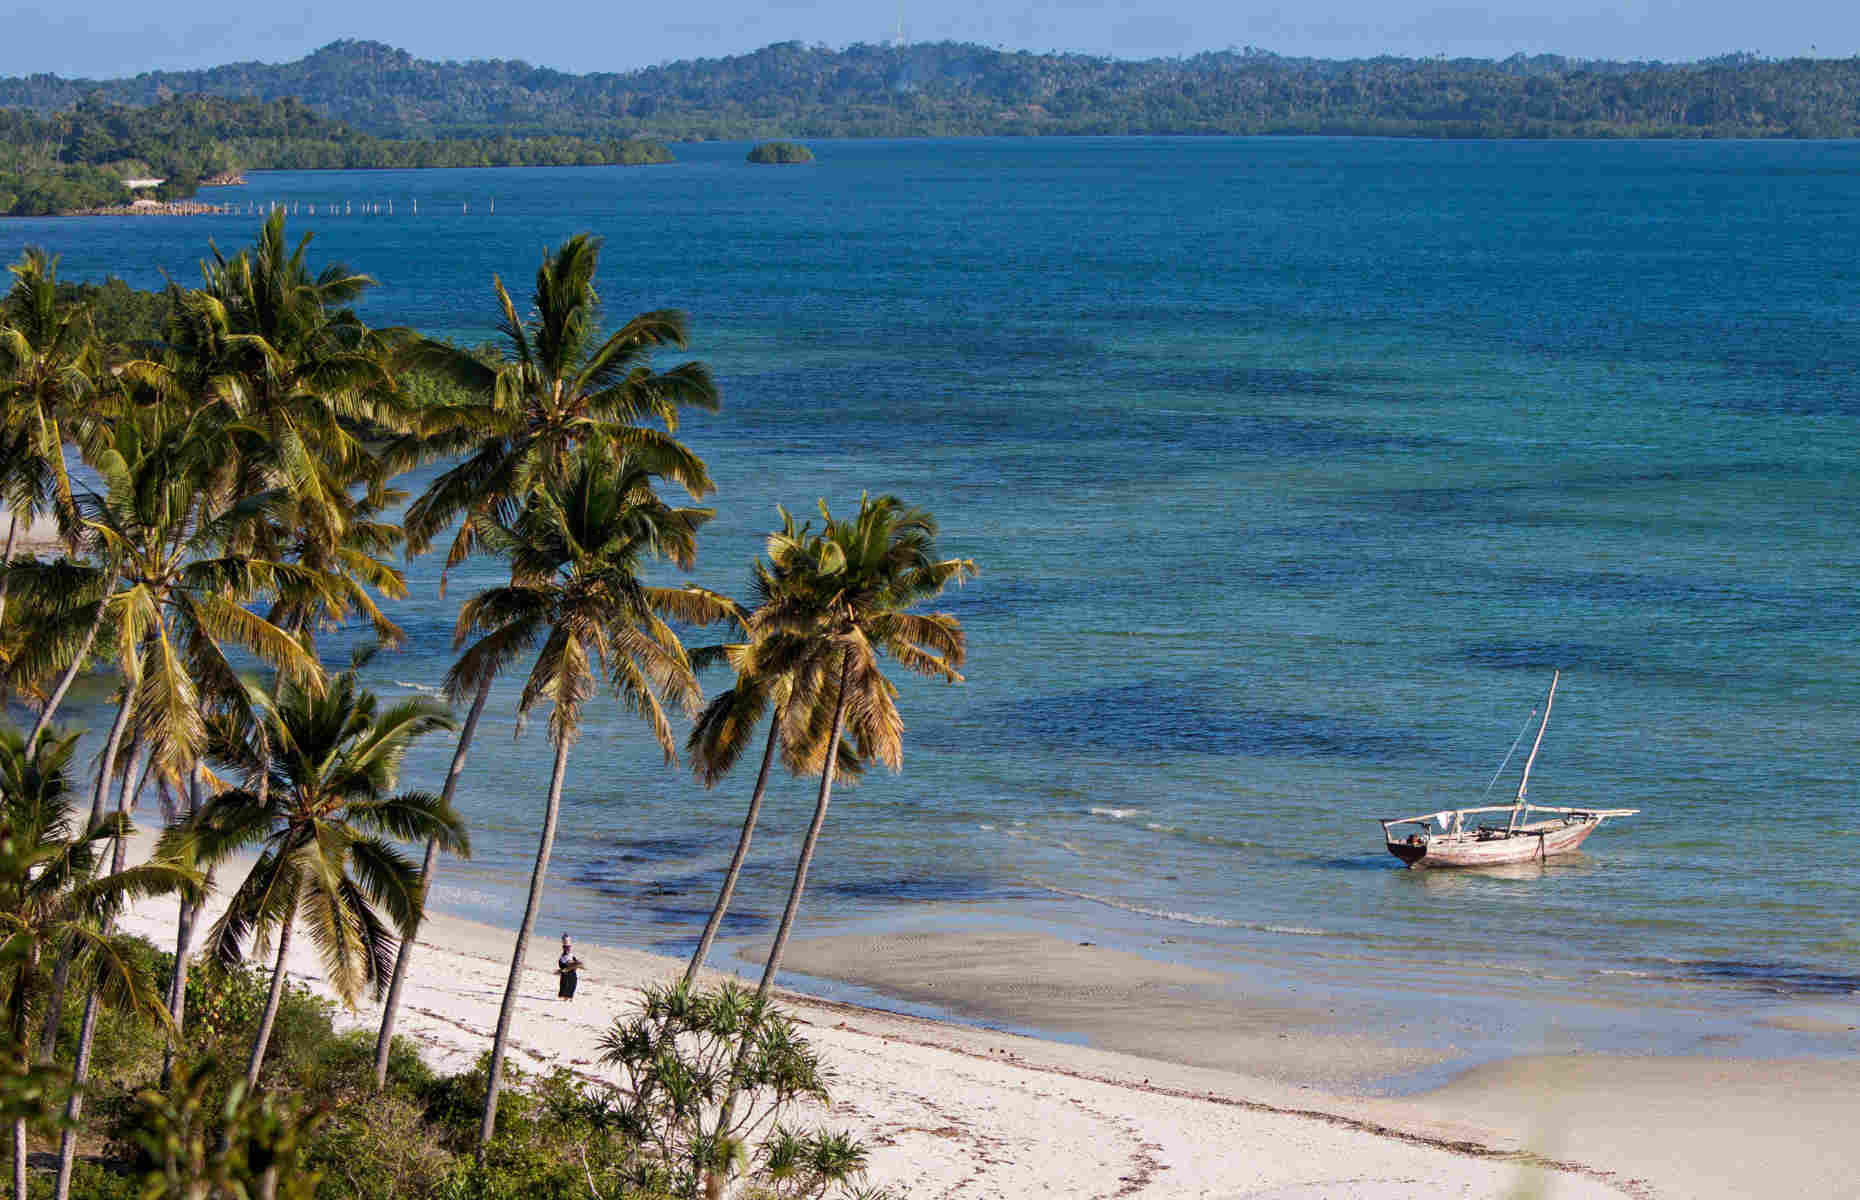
189,663,467,1010
402,233,719,576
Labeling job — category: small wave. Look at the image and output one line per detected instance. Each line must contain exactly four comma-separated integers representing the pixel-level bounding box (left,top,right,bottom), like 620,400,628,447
977,823,996,831
1089,806,1140,820
393,679,441,695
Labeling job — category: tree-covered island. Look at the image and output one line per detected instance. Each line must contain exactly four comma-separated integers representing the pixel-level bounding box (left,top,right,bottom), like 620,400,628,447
0,95,673,216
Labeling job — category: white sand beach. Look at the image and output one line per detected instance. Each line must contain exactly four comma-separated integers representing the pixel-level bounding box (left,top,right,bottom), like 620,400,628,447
106,829,1860,1200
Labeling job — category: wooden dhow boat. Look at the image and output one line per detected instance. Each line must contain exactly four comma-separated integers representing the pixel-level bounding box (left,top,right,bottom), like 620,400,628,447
1379,671,1636,869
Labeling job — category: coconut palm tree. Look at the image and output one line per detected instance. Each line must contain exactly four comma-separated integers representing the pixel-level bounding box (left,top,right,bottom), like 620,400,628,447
745,495,974,1004
680,514,866,987
5,415,323,803
0,248,103,637
0,723,193,1200
372,232,719,1087
0,247,106,666
177,655,466,1088
399,232,717,575
451,447,714,1153
707,497,971,1144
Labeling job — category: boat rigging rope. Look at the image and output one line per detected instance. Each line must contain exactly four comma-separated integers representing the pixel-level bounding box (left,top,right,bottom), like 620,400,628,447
1479,705,1540,802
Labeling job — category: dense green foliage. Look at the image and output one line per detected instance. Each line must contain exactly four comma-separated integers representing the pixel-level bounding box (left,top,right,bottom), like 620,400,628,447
747,141,814,164
5,40,1860,140
0,94,672,215
50,279,169,347
7,938,884,1200
0,166,128,218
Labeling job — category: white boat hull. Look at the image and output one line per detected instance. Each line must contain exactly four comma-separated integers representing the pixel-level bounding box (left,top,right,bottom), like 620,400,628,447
1387,817,1600,869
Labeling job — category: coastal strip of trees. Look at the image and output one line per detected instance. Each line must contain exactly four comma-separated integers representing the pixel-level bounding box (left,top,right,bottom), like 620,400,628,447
7,40,1860,142
0,95,674,215
0,223,969,1196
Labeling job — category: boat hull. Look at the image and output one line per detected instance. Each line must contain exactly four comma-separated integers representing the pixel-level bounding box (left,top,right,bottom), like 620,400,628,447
1387,818,1599,869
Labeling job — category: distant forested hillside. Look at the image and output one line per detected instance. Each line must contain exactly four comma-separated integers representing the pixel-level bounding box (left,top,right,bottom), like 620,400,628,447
0,93,671,214
5,40,1860,139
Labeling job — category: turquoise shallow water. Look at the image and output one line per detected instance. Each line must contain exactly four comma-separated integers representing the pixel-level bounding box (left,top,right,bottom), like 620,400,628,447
7,137,1859,1053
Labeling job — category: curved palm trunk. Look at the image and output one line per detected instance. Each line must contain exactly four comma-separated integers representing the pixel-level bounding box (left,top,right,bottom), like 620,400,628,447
10,951,32,1200
159,767,210,1091
86,685,134,829
714,658,851,1146
24,584,113,764
476,732,572,1155
0,511,18,630
756,659,850,1003
35,697,135,1065
372,677,492,1089
37,745,150,1064
244,888,301,1089
683,710,784,987
52,754,146,1200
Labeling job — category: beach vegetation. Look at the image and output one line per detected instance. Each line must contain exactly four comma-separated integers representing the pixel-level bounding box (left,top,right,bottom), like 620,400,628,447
0,724,194,1200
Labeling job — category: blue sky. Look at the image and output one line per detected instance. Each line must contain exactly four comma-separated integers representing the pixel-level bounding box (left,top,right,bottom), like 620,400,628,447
6,0,1857,79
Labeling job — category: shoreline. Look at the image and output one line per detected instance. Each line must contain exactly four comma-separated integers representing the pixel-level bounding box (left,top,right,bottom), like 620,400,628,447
106,829,1858,1199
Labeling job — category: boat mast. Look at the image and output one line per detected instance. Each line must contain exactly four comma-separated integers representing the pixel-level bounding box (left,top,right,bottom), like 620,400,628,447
1508,670,1559,832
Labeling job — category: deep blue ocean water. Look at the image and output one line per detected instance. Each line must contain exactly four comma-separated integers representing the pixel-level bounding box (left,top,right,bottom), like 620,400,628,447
7,137,1858,1055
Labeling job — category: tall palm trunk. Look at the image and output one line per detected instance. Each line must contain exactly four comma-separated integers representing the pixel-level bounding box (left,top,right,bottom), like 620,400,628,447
683,709,784,987
714,657,851,1146
23,583,113,764
476,731,572,1155
9,960,31,1198
159,767,208,1091
37,746,150,1063
244,888,300,1089
372,677,492,1089
53,752,145,1200
34,694,134,1065
756,657,851,1003
86,685,134,829
0,510,18,630
10,948,33,1200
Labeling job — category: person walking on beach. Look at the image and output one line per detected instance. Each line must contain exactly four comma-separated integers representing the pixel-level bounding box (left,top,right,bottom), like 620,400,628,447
557,935,583,1001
